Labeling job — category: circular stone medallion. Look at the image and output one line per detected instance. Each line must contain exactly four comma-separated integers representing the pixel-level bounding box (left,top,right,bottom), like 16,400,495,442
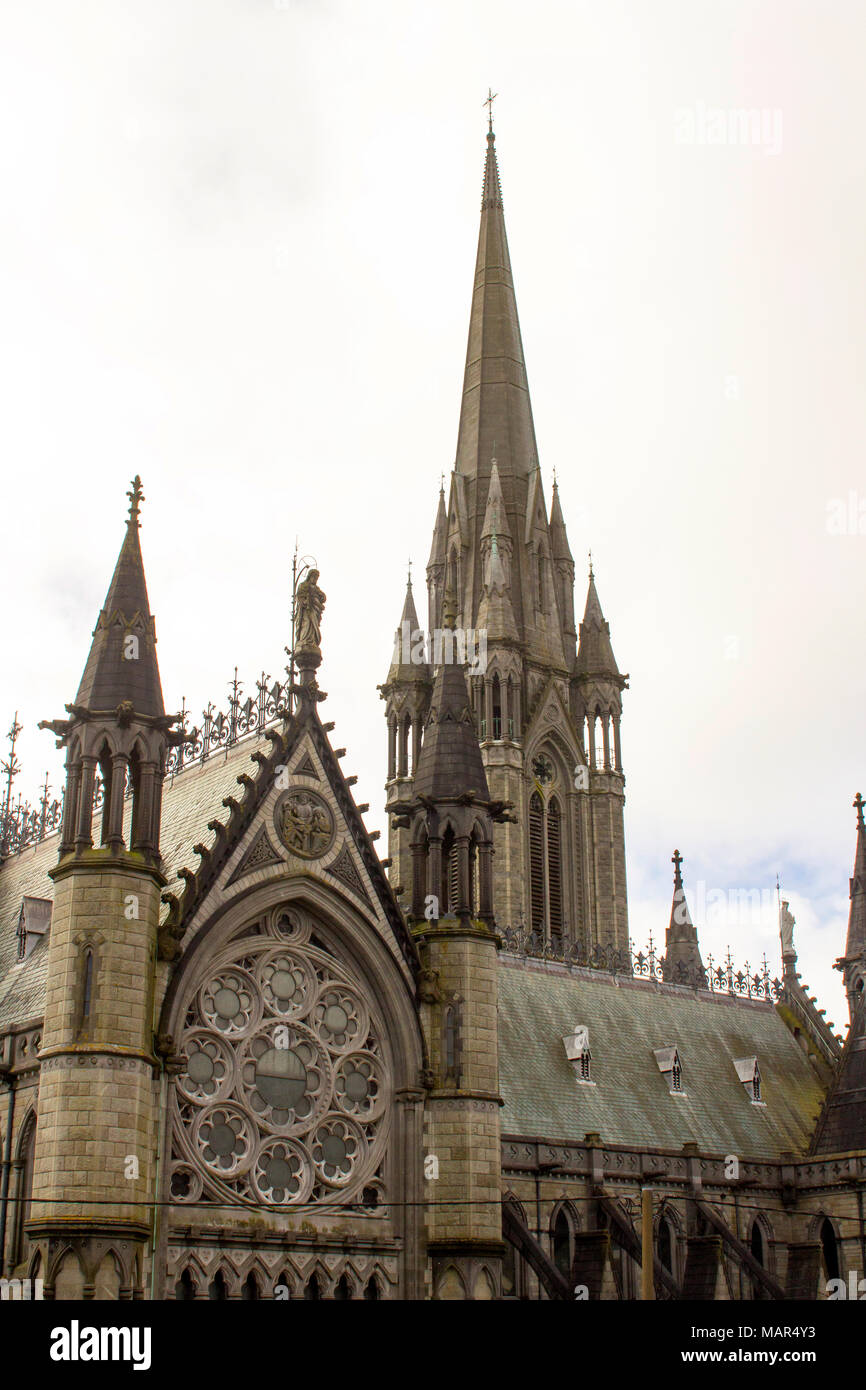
275,790,335,860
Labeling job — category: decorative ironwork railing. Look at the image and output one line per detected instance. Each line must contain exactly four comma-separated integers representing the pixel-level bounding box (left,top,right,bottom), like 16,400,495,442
500,925,783,1000
0,671,293,860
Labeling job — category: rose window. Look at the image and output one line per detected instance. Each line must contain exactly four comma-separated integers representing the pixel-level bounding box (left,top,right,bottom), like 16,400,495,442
171,906,390,1209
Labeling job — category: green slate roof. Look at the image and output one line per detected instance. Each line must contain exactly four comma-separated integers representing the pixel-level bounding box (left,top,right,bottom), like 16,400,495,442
498,957,827,1159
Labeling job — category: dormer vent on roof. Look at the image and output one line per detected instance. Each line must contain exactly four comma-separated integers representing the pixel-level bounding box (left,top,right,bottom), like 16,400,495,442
734,1056,763,1104
563,1025,593,1083
653,1046,684,1094
16,895,52,961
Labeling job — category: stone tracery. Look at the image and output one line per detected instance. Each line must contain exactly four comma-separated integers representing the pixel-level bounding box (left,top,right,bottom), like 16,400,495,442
170,905,390,1210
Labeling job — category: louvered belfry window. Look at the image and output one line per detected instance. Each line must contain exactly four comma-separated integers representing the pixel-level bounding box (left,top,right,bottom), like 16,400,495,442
441,825,458,914
547,797,563,944
529,793,545,932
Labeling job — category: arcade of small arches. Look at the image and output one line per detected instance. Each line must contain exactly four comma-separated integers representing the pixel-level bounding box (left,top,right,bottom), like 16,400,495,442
171,1260,389,1301
54,723,165,863
386,669,523,782
583,705,622,774
409,812,495,923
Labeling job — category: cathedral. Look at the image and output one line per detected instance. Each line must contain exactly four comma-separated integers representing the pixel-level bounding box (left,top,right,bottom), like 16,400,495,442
0,123,864,1302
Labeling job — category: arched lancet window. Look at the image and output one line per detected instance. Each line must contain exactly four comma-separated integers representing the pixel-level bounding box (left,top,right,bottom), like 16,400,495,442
208,1270,228,1301
242,1271,259,1300
127,744,143,849
400,714,411,778
175,1268,196,1301
750,1221,764,1265
275,1270,293,1299
12,1112,37,1270
363,1276,380,1301
657,1216,674,1275
468,826,482,916
334,1273,352,1301
820,1219,840,1282
749,1220,770,1300
552,1207,573,1279
440,825,457,914
443,1006,459,1086
594,711,606,769
547,797,563,944
447,546,459,605
492,674,502,740
95,740,113,846
82,951,94,1021
304,1274,321,1301
529,793,545,933
506,676,515,739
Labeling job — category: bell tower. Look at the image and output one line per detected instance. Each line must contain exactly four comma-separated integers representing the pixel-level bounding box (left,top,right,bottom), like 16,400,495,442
382,122,630,952
30,478,180,1299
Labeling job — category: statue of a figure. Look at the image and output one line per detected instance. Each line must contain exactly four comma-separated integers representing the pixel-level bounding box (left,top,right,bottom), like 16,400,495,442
295,569,326,654
779,899,796,956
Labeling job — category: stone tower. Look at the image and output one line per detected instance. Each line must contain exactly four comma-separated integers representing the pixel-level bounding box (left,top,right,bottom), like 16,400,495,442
837,793,866,1024
389,596,512,1299
384,124,629,951
30,478,178,1299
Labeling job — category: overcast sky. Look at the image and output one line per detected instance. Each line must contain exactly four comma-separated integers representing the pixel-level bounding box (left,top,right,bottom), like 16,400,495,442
2,1,864,1028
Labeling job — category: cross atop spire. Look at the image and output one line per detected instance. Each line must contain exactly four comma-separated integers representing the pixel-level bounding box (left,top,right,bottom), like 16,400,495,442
588,549,594,581
855,792,865,829
483,87,498,133
672,848,683,888
127,475,145,528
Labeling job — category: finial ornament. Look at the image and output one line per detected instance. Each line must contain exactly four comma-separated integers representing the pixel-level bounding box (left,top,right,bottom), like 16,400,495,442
407,558,413,587
672,848,683,888
483,87,498,133
588,549,594,581
127,475,145,527
855,792,865,829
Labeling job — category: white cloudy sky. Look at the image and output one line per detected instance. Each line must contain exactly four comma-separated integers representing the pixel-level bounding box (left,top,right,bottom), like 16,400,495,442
1,1,864,1028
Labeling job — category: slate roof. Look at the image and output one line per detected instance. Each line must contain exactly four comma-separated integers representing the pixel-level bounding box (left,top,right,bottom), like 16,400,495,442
498,956,827,1158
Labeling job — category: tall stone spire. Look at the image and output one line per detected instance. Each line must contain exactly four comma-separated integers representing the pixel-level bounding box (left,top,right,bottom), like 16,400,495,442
836,793,866,1023
386,574,429,685
454,129,540,483
74,476,165,720
548,478,574,563
576,564,621,680
662,850,705,982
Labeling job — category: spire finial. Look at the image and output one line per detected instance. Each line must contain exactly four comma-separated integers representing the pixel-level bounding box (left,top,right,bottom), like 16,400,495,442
439,471,445,494
483,87,498,134
588,549,594,581
672,848,683,889
126,475,145,528
407,557,413,588
855,792,865,829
